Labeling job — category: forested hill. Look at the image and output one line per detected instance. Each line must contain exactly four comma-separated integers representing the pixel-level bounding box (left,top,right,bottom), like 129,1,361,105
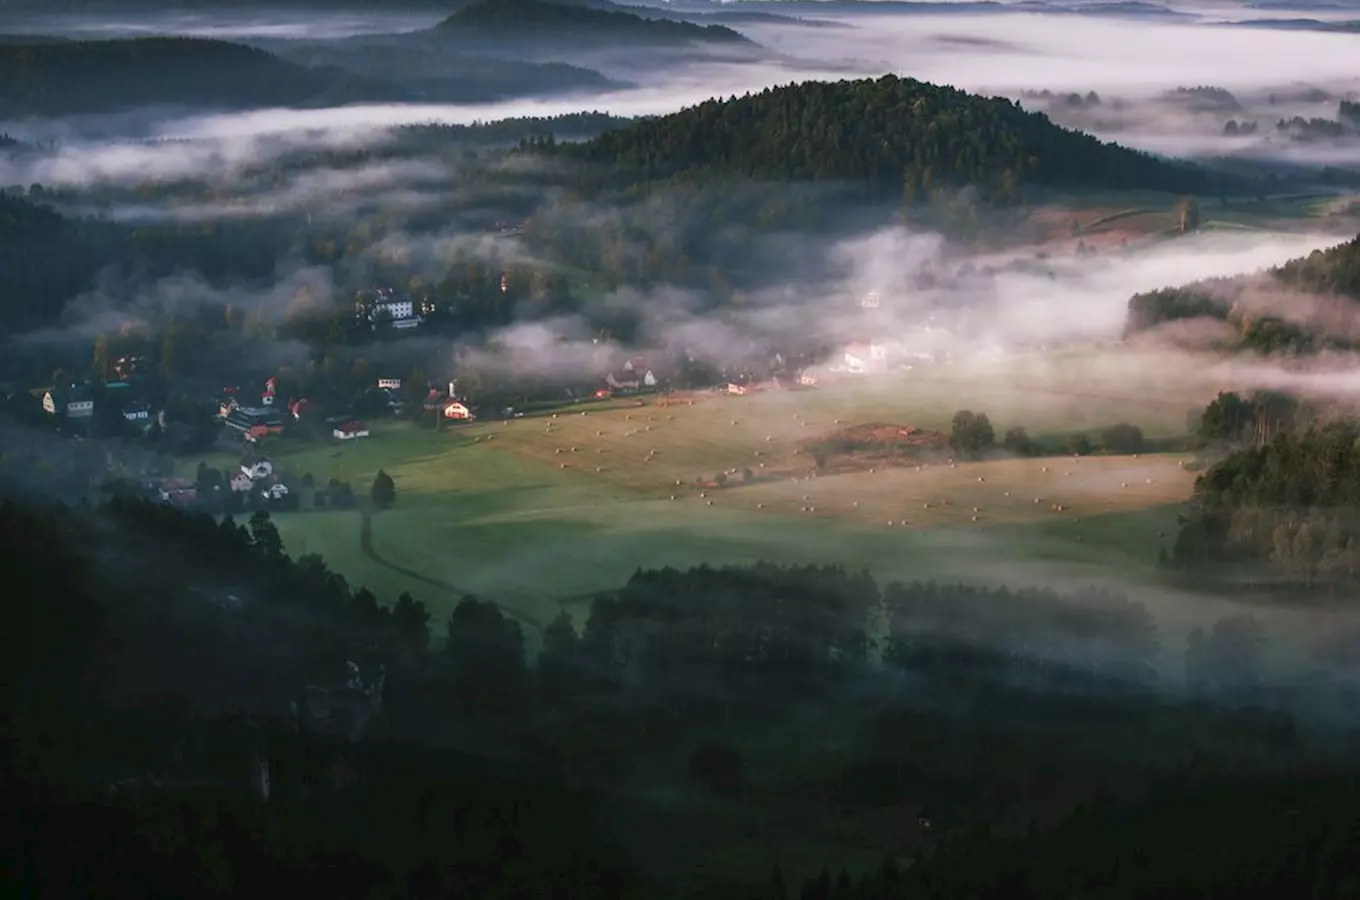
433,0,752,43
0,37,409,118
1125,234,1360,353
567,75,1238,201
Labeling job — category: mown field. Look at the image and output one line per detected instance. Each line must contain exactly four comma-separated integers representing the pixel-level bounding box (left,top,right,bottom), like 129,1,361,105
194,353,1216,637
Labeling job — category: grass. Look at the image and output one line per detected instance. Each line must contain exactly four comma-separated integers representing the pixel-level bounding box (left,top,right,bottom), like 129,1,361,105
190,353,1211,635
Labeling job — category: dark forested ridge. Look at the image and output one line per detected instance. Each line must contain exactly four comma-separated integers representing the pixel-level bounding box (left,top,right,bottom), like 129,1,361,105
9,489,1360,898
566,75,1242,201
1125,234,1360,353
0,37,409,118
433,0,751,43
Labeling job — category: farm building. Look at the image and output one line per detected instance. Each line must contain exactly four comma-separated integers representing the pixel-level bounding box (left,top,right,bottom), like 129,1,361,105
260,482,291,502
443,401,475,421
289,398,314,420
377,378,402,391
225,406,285,436
229,472,254,493
333,421,371,440
156,478,197,506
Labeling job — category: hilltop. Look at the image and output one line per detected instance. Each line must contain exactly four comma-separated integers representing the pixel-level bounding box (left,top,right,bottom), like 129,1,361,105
432,0,753,45
1125,234,1360,353
0,37,408,118
569,76,1244,202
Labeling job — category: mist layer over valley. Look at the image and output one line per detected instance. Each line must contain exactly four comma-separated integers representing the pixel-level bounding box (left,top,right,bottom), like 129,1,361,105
7,1,1360,897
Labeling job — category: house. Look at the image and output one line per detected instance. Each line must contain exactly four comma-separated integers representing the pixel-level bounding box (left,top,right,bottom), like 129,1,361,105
260,482,290,502
605,370,640,391
421,388,447,412
156,477,197,506
333,421,370,440
289,398,313,420
261,377,277,406
842,342,888,374
361,288,422,330
121,400,152,423
219,395,241,419
225,406,285,435
442,401,474,421
240,453,274,481
229,471,254,493
42,384,95,419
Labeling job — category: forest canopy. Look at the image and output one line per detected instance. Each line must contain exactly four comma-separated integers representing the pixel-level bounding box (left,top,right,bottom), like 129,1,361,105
567,75,1242,203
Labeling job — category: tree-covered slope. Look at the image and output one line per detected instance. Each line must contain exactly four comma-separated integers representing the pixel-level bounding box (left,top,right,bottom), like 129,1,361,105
433,0,751,43
1125,235,1360,353
0,37,408,118
569,75,1239,200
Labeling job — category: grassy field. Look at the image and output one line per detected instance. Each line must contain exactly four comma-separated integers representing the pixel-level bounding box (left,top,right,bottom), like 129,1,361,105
192,353,1214,636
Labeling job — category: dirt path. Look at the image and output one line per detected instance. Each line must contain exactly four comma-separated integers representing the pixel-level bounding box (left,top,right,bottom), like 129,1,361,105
358,509,546,633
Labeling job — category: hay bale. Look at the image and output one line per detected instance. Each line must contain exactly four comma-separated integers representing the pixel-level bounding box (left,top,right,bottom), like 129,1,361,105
671,495,677,500
923,503,931,509
1121,482,1128,488
560,463,568,469
1146,478,1154,484
1003,491,1010,497
757,503,764,509
555,448,562,454
977,476,985,482
1034,498,1042,504
972,506,980,513
971,515,978,522
731,420,739,425
887,520,894,526
706,500,714,506
596,467,603,473
1042,466,1049,473
699,492,707,498
852,501,859,507
552,413,558,418
809,506,816,513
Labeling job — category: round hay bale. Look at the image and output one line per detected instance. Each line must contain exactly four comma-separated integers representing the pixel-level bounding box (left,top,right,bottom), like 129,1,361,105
572,446,580,452
1042,466,1049,473
706,500,714,506
971,515,978,522
1003,491,1010,497
555,448,562,454
1146,478,1154,484
852,501,859,507
1034,497,1042,504
809,506,816,512
757,503,764,509
973,506,980,513
923,503,931,509
802,495,809,501
869,468,876,474
977,476,985,482
1121,482,1128,487
552,413,558,419
699,492,707,498
759,463,766,468
887,520,894,526
596,467,603,473
671,495,677,500
560,463,568,469
731,420,739,425
801,506,808,512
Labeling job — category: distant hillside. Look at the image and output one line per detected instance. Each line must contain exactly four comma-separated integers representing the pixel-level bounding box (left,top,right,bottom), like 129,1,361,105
1125,235,1360,353
0,37,408,118
433,0,752,44
570,76,1243,201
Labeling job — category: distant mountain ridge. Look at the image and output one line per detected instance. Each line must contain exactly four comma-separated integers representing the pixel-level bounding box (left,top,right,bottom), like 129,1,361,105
0,37,408,118
432,0,752,43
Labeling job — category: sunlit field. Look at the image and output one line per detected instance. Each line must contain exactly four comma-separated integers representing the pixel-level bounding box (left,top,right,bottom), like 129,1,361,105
187,352,1214,633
